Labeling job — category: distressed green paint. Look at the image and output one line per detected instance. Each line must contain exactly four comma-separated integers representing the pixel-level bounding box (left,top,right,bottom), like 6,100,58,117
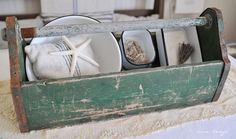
20,61,223,130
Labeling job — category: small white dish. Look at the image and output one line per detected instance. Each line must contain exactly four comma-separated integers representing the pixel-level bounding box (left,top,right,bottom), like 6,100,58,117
156,27,202,66
26,15,122,81
119,30,156,69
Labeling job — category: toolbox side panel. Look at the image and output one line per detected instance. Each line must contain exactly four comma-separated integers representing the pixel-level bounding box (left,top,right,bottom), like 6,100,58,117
197,8,230,101
20,61,223,130
197,8,223,62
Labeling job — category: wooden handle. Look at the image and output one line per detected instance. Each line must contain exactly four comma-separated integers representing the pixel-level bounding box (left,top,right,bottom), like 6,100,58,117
37,17,207,37
2,17,207,39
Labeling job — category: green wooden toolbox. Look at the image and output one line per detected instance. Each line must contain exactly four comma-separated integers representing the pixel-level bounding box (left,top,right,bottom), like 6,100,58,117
2,8,230,132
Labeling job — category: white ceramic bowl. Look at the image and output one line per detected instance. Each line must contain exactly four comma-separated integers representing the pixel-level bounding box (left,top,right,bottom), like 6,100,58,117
119,30,156,69
26,16,122,81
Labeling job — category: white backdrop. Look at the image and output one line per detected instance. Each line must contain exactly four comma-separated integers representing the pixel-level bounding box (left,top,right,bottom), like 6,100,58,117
0,0,40,15
0,0,155,15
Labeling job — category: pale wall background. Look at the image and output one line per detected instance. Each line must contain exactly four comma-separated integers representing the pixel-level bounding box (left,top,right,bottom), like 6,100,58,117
205,0,236,42
164,0,236,42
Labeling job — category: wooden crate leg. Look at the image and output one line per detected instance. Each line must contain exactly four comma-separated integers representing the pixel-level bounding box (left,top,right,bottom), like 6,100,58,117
6,16,29,132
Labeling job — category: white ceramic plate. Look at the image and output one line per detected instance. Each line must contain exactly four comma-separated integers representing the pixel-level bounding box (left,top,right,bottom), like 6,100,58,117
26,16,122,81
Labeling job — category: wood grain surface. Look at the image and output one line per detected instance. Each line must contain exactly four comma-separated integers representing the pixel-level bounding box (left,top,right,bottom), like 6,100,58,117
0,64,236,138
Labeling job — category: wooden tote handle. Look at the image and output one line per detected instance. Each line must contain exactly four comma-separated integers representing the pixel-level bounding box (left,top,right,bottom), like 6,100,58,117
2,17,207,40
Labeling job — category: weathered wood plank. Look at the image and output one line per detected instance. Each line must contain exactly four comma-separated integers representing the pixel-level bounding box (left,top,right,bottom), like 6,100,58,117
6,16,29,132
6,17,26,82
20,61,223,130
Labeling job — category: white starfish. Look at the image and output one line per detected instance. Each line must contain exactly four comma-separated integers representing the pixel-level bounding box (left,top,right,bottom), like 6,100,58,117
50,36,99,76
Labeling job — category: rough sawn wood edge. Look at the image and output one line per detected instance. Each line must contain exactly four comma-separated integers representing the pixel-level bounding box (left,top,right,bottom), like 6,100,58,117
6,17,29,132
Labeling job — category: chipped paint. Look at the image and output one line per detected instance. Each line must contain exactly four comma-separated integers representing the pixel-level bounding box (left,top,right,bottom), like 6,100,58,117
125,103,143,109
208,77,213,83
51,101,56,112
73,108,95,113
139,84,144,94
80,99,91,103
72,95,75,109
117,112,126,116
78,108,119,116
195,87,211,95
115,76,120,90
164,89,176,94
48,103,170,124
189,66,193,75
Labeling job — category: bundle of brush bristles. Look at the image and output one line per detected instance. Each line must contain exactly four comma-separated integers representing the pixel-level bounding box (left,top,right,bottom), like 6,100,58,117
178,42,194,64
